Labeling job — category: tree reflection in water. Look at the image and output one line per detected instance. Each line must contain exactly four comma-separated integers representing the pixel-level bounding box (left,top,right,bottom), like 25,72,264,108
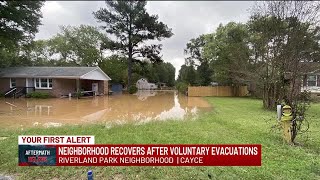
0,91,211,129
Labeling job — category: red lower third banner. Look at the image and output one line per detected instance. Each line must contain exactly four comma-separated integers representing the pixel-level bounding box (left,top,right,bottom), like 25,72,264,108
55,144,261,166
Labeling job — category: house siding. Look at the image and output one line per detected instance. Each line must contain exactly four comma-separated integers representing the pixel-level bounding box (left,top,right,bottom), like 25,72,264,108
0,77,109,97
16,78,26,87
0,78,10,93
0,78,26,93
104,80,108,95
32,79,76,97
51,79,76,97
98,80,109,95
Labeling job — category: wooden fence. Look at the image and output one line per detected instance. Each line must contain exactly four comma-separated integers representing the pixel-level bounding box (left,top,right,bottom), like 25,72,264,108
188,86,248,97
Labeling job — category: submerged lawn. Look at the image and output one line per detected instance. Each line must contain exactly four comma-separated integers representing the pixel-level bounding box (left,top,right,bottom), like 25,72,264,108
0,97,319,179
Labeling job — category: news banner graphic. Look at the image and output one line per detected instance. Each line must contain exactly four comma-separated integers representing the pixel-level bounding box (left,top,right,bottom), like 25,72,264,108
18,136,95,166
18,136,262,166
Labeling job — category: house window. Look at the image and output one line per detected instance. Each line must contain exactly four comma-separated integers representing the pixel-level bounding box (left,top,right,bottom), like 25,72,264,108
10,78,16,88
307,75,316,86
49,79,52,88
36,78,39,87
34,78,53,89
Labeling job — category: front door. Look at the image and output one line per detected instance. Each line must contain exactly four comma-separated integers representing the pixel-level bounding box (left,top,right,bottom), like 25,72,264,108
26,78,34,93
92,83,98,94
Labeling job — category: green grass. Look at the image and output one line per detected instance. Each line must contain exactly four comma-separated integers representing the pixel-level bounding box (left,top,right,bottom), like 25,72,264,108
0,97,319,179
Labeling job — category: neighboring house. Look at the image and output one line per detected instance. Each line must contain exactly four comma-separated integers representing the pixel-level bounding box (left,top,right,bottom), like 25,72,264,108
136,78,157,90
210,82,219,86
0,67,111,97
157,82,167,89
301,69,320,94
295,62,320,99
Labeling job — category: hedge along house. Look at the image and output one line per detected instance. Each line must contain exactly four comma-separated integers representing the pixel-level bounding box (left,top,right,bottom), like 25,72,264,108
0,67,111,98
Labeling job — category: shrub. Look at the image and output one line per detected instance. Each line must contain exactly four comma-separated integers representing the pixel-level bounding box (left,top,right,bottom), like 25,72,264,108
0,93,4,97
128,85,138,94
176,82,188,94
26,92,51,99
75,91,83,98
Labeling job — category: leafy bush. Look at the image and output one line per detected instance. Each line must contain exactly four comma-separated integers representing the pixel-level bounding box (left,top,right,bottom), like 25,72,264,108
26,92,51,99
128,85,138,94
176,82,188,94
75,91,83,98
0,93,4,97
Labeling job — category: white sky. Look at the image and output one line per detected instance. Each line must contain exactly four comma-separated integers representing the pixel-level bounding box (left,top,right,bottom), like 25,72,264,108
35,1,254,78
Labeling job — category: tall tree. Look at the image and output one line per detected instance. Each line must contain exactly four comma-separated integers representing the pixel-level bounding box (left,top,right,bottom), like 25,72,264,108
93,1,173,86
196,61,213,86
203,22,251,85
177,64,197,85
0,0,44,67
48,25,108,66
99,55,128,84
163,62,175,87
184,35,206,66
249,1,320,109
27,39,53,66
184,35,213,86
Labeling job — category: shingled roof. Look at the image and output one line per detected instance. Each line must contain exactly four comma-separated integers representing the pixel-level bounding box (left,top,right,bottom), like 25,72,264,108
0,67,111,80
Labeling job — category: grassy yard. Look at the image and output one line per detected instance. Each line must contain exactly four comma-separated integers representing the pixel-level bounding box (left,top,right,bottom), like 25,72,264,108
0,97,319,179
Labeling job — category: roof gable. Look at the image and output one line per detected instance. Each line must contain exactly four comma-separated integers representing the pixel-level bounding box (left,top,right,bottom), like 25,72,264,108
0,67,111,80
80,68,111,80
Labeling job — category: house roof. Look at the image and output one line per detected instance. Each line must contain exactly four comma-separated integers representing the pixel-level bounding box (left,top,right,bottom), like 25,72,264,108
0,67,111,80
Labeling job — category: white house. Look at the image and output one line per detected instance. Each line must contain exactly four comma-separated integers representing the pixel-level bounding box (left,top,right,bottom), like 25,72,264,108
299,62,320,100
301,71,320,93
136,78,157,90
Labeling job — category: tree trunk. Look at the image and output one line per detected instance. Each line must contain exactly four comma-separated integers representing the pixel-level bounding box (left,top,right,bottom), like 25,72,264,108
127,11,133,88
128,48,132,87
263,84,277,110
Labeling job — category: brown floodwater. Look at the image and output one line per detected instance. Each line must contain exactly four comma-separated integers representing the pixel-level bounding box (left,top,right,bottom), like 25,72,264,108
0,91,212,129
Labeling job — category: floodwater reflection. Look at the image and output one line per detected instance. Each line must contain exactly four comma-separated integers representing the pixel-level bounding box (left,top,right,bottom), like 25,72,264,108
0,91,212,129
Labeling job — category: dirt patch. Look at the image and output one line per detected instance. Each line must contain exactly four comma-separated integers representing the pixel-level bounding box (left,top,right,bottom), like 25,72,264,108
0,137,8,141
109,173,125,180
0,174,15,180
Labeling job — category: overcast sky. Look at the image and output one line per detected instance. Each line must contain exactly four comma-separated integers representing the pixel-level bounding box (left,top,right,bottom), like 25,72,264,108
35,1,254,77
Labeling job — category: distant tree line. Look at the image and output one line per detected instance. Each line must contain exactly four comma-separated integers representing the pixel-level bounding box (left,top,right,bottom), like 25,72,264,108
9,24,176,87
99,55,175,87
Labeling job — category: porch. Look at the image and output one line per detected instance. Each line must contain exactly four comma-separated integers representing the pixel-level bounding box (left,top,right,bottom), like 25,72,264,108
52,78,109,97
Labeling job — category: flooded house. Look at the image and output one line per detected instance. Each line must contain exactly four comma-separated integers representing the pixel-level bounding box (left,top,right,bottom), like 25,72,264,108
136,78,157,90
0,67,111,98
